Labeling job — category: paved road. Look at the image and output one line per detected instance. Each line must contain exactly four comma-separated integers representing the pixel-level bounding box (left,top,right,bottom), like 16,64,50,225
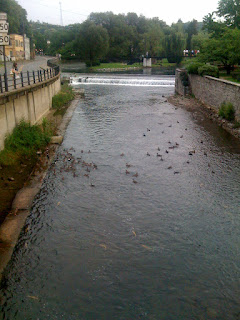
0,55,51,75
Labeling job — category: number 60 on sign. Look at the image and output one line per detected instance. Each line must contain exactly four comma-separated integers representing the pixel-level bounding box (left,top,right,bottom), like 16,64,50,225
0,34,9,45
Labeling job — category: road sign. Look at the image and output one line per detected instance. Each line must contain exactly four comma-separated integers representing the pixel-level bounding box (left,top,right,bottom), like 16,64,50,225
0,34,9,45
0,13,7,20
0,22,9,33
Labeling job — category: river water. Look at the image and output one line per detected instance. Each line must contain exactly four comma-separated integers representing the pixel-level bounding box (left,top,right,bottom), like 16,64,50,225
0,75,240,320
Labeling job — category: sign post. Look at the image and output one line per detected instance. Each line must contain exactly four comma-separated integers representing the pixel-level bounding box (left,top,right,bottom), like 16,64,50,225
0,12,9,91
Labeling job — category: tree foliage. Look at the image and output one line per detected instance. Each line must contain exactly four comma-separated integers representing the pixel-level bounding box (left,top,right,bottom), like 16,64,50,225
199,28,240,73
217,0,240,28
0,0,31,37
74,21,109,66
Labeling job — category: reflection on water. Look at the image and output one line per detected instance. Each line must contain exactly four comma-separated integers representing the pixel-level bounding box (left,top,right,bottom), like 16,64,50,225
0,78,240,320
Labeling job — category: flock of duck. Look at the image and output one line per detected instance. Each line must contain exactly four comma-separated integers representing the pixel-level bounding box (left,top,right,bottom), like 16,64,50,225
52,147,98,187
51,120,214,188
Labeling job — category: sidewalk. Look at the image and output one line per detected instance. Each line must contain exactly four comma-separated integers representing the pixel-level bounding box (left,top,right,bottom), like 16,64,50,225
0,55,50,75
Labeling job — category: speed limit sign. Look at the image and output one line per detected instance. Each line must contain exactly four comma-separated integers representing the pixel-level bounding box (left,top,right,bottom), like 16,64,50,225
0,34,9,45
0,22,9,32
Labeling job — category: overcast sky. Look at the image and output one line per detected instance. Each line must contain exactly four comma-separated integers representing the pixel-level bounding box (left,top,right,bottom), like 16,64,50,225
17,0,220,26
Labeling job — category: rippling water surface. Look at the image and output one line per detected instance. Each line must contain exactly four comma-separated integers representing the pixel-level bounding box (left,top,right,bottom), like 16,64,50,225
0,76,240,320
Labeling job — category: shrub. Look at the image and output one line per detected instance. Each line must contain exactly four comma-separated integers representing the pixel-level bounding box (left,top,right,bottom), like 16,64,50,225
186,62,204,74
198,65,219,78
0,120,51,165
219,102,235,121
52,83,75,109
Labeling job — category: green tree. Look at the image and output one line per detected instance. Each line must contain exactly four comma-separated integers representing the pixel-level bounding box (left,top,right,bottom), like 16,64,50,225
75,21,109,66
186,19,198,50
164,30,185,63
199,28,240,74
0,0,31,36
218,0,240,28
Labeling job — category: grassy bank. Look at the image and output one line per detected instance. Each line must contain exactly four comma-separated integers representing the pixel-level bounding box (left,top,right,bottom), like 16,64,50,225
0,120,52,166
89,62,142,71
52,83,75,109
219,73,240,84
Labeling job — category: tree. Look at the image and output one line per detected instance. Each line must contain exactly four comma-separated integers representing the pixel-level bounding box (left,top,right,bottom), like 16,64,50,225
191,32,209,50
199,28,240,74
217,0,240,28
75,21,109,66
186,19,198,50
203,12,227,37
0,0,31,37
164,31,185,63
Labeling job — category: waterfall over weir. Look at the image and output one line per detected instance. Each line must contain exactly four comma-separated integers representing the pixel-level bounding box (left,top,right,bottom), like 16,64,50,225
70,75,175,87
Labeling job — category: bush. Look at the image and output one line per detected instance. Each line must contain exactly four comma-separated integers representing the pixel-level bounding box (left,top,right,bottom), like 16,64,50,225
198,65,219,78
219,102,235,121
52,83,75,109
186,62,204,74
0,120,51,165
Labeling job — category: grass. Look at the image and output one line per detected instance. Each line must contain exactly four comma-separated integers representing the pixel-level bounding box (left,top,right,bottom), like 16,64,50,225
52,83,75,109
219,73,240,83
0,119,52,166
89,62,142,70
152,58,177,68
219,102,235,121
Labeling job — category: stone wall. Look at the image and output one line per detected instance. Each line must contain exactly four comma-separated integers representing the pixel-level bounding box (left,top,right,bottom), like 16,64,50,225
175,69,240,120
0,74,61,150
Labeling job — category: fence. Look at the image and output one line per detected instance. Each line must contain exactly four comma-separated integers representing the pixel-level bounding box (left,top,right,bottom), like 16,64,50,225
0,65,60,93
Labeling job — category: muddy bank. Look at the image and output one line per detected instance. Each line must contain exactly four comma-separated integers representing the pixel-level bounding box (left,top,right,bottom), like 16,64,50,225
168,94,240,140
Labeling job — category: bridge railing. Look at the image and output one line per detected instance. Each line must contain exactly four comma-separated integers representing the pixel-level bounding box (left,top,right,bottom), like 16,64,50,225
0,66,59,93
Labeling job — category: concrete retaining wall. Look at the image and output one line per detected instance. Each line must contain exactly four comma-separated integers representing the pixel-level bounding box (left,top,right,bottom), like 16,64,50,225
175,69,240,120
0,74,61,150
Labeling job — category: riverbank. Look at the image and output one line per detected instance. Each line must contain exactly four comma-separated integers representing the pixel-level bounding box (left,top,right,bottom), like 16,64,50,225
168,94,240,139
0,91,83,281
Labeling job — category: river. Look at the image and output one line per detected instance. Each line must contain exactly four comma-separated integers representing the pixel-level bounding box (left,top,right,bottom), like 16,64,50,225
0,74,240,320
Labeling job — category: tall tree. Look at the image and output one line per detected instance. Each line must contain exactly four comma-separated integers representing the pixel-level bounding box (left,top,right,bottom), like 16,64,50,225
75,21,109,66
186,19,198,50
164,30,185,63
199,28,240,74
0,0,31,36
217,0,240,28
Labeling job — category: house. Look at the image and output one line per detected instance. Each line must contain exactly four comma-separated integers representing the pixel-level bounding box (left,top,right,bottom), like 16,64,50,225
0,34,30,61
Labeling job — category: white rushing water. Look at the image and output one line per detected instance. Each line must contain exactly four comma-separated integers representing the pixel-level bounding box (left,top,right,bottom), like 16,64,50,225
70,76,175,87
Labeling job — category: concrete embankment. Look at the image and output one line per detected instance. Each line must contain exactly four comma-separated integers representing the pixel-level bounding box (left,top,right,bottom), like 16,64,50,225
0,95,81,282
0,74,61,150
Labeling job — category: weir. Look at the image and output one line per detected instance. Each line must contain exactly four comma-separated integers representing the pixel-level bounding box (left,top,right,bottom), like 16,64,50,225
70,75,175,87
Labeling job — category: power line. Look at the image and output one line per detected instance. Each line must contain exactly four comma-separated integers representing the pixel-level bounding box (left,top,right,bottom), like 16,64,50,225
19,0,89,18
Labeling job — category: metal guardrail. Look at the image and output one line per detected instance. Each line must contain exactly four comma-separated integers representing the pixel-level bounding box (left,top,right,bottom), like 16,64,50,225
0,65,60,93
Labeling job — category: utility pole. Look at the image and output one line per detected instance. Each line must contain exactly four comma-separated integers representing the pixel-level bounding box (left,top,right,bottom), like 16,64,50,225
59,2,63,26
